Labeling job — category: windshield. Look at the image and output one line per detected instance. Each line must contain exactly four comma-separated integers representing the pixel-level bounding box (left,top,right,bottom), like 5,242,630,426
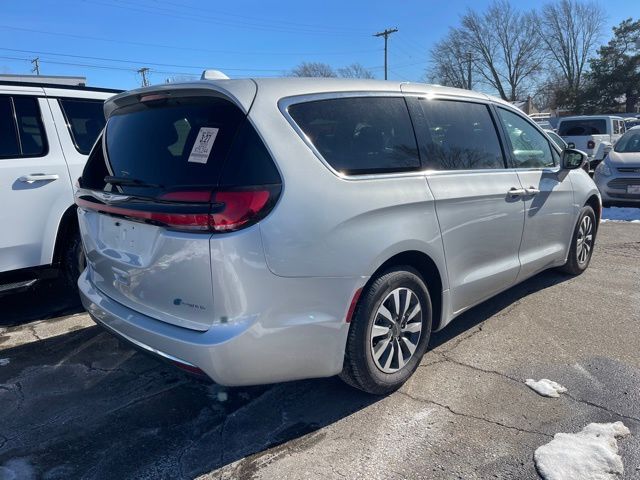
558,119,606,136
614,131,640,153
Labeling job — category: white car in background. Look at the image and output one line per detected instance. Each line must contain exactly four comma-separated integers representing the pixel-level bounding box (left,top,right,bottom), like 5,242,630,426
0,77,119,295
557,115,626,172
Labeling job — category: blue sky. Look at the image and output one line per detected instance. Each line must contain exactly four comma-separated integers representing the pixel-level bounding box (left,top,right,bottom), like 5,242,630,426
1,0,636,90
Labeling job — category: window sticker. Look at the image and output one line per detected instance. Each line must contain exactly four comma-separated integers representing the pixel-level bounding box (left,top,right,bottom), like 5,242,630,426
188,127,219,164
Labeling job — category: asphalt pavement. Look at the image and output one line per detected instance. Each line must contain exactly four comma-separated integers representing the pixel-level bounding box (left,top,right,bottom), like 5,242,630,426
0,222,639,479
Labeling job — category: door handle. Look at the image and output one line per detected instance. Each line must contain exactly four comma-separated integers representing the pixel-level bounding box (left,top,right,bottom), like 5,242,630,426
525,187,540,195
19,173,59,183
508,187,526,197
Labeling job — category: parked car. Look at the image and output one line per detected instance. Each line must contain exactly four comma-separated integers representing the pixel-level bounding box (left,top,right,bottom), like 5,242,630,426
544,129,590,173
594,127,640,206
557,115,626,172
76,78,600,394
0,78,119,295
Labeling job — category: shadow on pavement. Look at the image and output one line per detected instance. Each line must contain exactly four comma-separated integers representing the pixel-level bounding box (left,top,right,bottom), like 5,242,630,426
0,278,83,327
430,269,572,349
0,268,572,479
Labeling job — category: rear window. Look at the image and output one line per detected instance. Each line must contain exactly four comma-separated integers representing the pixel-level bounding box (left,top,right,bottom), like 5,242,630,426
59,99,106,154
81,96,279,196
558,119,606,136
288,97,420,175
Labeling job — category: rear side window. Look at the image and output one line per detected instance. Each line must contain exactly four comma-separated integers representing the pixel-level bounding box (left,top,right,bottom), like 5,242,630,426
0,96,47,158
558,119,606,136
81,96,280,196
412,99,505,170
59,99,106,154
288,97,420,175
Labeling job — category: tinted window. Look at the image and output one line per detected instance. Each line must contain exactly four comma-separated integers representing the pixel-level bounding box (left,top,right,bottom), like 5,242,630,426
498,108,555,168
59,99,106,154
558,119,607,136
0,97,20,158
13,96,47,156
288,97,420,175
82,96,280,196
413,99,505,170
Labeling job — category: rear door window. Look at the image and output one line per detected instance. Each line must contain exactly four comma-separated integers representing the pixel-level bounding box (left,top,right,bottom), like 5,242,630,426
0,97,20,158
59,99,106,154
0,96,47,158
287,96,420,175
558,119,606,136
410,98,506,170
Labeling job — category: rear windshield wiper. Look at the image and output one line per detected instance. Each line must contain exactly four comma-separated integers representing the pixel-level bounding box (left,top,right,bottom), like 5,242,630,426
104,175,162,188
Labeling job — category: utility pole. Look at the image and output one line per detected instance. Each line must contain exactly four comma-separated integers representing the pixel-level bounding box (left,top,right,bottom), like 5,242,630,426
137,67,150,87
373,27,398,80
466,52,472,90
31,57,40,75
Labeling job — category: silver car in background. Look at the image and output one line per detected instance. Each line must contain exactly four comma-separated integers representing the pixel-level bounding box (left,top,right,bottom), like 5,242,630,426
594,127,640,206
76,78,600,395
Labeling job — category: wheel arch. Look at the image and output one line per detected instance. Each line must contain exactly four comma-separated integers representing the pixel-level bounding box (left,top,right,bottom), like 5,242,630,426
585,194,601,228
52,205,80,267
365,250,444,331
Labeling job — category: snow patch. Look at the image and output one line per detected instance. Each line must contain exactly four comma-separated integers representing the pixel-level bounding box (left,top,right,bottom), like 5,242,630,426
601,207,640,223
525,378,567,398
535,422,631,480
0,358,9,367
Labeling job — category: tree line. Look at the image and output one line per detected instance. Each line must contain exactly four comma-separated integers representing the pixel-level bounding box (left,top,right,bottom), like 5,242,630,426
428,0,639,113
288,0,638,114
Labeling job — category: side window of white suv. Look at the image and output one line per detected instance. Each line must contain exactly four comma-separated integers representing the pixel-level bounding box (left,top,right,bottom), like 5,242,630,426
0,95,47,158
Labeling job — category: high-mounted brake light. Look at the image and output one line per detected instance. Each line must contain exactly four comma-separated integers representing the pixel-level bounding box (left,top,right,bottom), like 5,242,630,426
140,93,169,103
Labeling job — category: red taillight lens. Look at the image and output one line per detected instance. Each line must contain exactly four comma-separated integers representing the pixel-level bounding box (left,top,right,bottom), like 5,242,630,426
210,190,271,232
76,187,278,233
587,140,595,149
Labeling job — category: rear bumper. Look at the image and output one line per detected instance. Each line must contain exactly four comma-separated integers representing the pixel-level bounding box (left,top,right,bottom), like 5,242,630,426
79,268,361,386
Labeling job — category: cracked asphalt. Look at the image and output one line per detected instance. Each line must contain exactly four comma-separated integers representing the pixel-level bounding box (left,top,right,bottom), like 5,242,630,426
0,222,639,479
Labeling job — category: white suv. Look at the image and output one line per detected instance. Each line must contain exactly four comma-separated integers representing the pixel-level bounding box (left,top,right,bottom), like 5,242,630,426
0,77,119,295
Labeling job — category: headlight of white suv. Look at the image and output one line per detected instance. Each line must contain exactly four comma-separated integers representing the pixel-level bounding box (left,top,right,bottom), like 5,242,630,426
596,161,612,177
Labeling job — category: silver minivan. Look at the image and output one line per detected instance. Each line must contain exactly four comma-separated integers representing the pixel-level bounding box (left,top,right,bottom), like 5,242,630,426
76,78,600,394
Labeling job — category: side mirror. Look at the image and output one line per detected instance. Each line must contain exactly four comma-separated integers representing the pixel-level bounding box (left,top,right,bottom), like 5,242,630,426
561,148,587,170
601,141,613,154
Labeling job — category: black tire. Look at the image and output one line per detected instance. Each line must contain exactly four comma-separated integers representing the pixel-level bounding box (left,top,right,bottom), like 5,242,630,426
340,266,432,395
63,232,86,286
558,205,596,275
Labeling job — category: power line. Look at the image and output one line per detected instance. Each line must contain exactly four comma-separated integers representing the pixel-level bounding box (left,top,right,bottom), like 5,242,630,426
373,28,398,80
0,25,376,57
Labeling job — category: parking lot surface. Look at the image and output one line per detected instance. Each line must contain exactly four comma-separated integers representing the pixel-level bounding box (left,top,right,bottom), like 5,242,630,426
0,222,639,479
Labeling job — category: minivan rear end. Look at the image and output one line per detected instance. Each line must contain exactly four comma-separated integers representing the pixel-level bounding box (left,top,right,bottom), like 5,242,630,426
76,82,357,385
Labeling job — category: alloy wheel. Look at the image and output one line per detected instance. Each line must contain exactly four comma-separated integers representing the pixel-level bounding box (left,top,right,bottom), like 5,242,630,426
576,214,594,265
370,287,422,373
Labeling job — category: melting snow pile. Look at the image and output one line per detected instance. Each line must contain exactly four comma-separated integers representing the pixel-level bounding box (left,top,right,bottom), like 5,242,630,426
535,422,630,480
0,358,9,367
601,207,640,223
525,378,567,398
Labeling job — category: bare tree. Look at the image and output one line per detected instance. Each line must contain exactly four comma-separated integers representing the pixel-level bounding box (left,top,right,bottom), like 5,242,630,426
460,0,544,101
429,1,544,100
428,29,473,89
338,63,375,79
289,62,337,78
536,0,605,92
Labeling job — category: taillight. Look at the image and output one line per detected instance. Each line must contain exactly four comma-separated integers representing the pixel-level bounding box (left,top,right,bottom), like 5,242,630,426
76,186,279,233
210,190,271,232
587,140,595,149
